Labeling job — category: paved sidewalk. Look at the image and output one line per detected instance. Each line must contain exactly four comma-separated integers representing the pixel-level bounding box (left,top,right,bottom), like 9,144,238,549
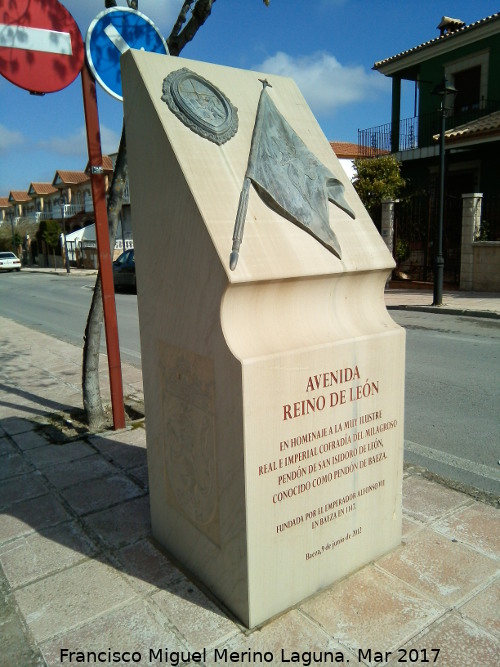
385,286,500,318
0,305,498,666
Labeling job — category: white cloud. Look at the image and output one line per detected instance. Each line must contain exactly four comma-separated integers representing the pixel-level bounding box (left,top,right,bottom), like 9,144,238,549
99,124,122,155
37,127,87,156
37,125,120,157
0,123,25,153
255,51,388,116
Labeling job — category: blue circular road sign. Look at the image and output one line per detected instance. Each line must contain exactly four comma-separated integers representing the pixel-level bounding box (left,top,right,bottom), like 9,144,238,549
86,7,168,101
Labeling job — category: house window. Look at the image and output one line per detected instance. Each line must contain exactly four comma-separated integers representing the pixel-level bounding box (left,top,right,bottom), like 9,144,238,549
453,66,481,114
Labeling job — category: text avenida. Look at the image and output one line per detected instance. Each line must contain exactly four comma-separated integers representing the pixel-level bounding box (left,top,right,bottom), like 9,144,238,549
283,366,380,421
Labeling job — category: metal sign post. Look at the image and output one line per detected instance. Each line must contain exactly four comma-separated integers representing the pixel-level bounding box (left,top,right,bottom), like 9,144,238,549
81,63,126,430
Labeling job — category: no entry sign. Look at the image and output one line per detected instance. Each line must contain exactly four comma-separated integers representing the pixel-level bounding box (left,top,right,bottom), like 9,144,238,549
0,0,84,94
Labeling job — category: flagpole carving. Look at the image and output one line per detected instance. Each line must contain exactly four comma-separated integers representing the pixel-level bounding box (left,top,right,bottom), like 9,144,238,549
230,79,271,271
230,79,356,271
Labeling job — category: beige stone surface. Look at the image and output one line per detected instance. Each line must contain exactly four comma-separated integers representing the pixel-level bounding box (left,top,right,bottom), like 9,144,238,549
402,475,470,522
458,578,500,639
151,578,239,649
377,528,499,605
14,559,136,642
0,522,96,588
434,502,500,559
40,599,184,667
204,609,357,666
300,565,443,655
122,52,405,627
0,493,71,543
386,613,500,667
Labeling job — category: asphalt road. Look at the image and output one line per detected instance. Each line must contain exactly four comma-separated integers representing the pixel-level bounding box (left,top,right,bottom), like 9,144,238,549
390,309,500,497
1,271,499,496
0,271,141,366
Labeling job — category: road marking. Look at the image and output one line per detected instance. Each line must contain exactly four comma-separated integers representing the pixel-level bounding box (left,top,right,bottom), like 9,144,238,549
405,439,500,482
104,23,131,55
0,24,72,55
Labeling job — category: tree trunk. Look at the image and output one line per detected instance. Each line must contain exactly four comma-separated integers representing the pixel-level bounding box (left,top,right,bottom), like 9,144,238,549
82,127,128,429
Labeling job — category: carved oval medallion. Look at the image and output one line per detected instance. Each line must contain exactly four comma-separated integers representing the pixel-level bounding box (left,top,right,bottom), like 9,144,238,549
162,68,238,145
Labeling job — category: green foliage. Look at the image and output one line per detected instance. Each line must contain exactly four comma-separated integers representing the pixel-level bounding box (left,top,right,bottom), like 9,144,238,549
0,226,22,252
0,224,11,247
395,238,410,263
41,219,61,270
475,219,490,241
353,155,405,214
41,219,61,249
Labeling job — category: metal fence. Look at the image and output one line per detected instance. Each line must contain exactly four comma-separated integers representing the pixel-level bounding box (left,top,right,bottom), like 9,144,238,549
479,195,500,241
393,192,462,285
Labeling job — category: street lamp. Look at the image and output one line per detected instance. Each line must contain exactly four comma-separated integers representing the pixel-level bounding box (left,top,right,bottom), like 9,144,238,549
8,209,16,253
432,78,457,306
58,196,71,274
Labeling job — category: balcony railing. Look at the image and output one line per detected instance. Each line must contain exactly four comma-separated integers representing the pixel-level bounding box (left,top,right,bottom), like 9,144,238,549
11,187,131,226
358,99,500,157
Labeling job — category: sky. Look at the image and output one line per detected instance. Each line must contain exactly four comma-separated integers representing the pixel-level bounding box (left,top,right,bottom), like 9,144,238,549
1,0,499,195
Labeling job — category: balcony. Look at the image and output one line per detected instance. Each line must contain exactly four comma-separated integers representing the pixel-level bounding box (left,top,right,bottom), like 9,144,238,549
358,100,500,157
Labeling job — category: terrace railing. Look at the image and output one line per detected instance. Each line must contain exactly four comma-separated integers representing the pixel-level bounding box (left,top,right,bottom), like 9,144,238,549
358,100,500,157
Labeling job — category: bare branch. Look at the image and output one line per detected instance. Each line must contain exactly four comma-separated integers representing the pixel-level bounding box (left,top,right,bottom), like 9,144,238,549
167,0,216,56
168,0,195,44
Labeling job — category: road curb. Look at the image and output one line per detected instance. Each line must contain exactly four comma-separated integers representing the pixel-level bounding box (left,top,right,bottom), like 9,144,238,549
387,304,500,320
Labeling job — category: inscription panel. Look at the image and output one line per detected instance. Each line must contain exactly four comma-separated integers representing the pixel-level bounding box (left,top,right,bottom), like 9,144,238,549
244,331,404,620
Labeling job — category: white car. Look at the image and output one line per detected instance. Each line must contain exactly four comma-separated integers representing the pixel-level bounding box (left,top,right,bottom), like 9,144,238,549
0,251,21,271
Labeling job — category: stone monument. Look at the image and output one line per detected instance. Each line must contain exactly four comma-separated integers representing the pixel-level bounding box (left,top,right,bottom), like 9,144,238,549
121,51,405,628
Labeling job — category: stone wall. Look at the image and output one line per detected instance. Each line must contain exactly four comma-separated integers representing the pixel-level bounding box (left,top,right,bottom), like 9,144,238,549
472,242,500,290
460,194,500,291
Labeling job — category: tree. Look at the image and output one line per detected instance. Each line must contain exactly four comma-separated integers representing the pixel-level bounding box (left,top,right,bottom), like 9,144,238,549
352,154,405,217
83,1,270,429
41,220,61,271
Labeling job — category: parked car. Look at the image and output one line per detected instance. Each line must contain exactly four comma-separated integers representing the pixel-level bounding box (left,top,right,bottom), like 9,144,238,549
0,251,21,272
112,248,136,291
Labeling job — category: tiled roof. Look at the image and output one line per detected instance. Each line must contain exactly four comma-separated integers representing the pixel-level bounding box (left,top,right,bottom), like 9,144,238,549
330,141,388,159
0,197,10,208
52,170,90,186
330,141,363,159
28,182,58,196
9,191,30,202
435,110,500,143
84,155,114,174
374,13,500,70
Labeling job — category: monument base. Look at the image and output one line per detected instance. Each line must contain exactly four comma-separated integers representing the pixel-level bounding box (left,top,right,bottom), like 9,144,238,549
146,271,404,628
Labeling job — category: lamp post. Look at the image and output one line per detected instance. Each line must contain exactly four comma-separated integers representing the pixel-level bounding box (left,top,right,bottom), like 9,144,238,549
58,197,71,274
432,78,457,306
8,209,16,253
